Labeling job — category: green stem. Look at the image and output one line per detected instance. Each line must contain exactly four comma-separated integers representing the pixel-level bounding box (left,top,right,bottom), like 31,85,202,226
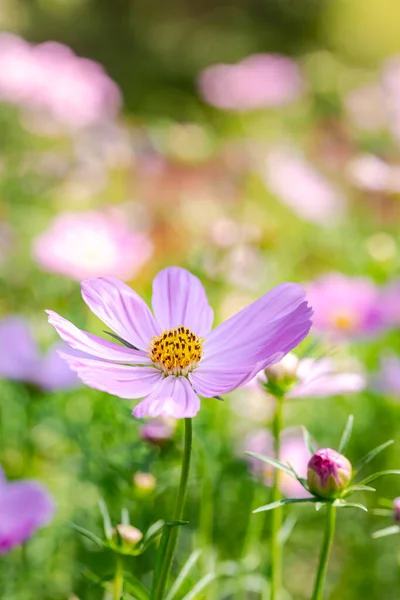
152,418,193,600
311,504,336,600
269,395,284,600
113,555,124,600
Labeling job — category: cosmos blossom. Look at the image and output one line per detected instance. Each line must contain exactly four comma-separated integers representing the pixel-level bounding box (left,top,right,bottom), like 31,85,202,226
198,54,304,111
306,273,384,339
248,352,366,399
47,267,312,419
0,316,79,391
0,467,54,554
33,210,153,282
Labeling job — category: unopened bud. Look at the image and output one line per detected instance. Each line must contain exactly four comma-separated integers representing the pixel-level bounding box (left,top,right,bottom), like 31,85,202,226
265,353,299,385
140,418,175,447
393,497,400,522
133,472,156,495
116,524,143,546
307,448,352,499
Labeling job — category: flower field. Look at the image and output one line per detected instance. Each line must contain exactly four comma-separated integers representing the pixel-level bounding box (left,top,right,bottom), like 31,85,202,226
1,1,400,598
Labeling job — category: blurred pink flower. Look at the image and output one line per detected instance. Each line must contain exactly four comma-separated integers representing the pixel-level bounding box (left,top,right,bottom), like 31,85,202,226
382,56,400,144
345,83,387,132
372,354,400,396
244,428,311,498
247,352,365,398
140,417,176,446
0,33,121,129
381,279,400,327
0,316,79,391
198,54,304,111
347,154,400,193
33,210,153,281
0,466,54,554
307,273,384,339
262,147,345,225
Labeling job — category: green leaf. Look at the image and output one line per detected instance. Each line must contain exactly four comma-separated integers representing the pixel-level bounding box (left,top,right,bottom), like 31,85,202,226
166,520,189,527
338,415,354,454
355,440,394,474
371,509,393,517
180,573,216,600
124,576,151,600
68,522,105,548
278,514,297,545
138,520,165,552
165,550,201,600
245,452,296,478
333,499,368,512
302,426,316,456
98,498,113,540
253,497,318,513
343,485,376,497
315,502,323,512
121,508,130,526
358,470,400,486
372,525,400,539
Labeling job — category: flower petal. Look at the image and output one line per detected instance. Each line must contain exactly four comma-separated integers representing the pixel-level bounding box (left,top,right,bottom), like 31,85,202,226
81,277,161,350
133,376,200,419
151,267,213,336
46,310,150,363
192,285,312,396
288,357,366,399
59,353,163,399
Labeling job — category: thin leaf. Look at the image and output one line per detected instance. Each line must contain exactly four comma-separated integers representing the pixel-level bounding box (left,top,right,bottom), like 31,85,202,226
315,502,323,512
372,525,400,539
103,330,140,351
355,440,394,474
371,509,393,517
165,550,201,600
253,497,318,514
343,485,376,497
245,452,296,478
333,499,368,512
302,426,316,456
358,469,400,486
124,576,151,600
121,508,130,526
98,498,113,540
338,415,354,454
68,522,105,548
278,514,297,545
180,573,216,600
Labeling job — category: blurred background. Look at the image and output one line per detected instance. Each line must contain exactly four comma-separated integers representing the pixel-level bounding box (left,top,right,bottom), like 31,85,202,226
1,0,400,598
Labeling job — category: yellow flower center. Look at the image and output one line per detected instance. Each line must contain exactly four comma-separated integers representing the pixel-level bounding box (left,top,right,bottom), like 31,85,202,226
332,312,355,331
148,326,203,375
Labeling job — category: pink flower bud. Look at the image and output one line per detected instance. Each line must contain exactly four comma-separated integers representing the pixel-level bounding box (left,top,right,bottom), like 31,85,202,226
393,497,400,522
307,448,352,499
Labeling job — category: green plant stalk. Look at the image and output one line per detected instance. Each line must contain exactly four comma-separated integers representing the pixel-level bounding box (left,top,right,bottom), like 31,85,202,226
311,504,336,600
269,394,284,600
113,555,124,600
152,418,193,600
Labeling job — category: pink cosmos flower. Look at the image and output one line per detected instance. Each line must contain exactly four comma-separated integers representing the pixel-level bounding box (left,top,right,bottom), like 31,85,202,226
0,467,54,554
372,354,400,396
0,33,121,130
245,428,311,498
381,279,400,327
261,147,345,225
306,273,384,339
47,267,312,419
140,417,176,446
33,210,153,281
0,316,80,391
198,54,304,111
347,154,400,193
248,352,365,398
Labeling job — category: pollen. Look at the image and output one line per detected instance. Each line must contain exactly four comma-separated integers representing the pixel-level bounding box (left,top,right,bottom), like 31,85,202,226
148,326,203,375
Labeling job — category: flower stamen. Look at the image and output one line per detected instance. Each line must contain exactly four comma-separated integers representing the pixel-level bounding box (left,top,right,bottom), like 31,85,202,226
148,326,203,376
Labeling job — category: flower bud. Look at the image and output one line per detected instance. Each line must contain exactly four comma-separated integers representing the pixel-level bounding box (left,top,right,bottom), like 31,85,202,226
139,418,175,447
307,448,352,499
133,472,156,496
116,524,143,546
393,497,400,522
265,353,299,383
